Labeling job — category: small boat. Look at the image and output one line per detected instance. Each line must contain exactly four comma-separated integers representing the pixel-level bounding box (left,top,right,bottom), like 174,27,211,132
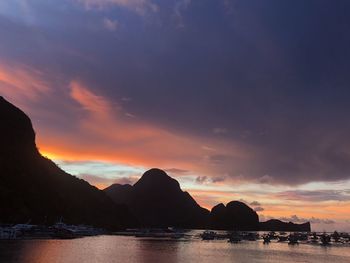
332,231,340,242
241,232,258,241
288,234,299,245
0,227,17,240
134,228,185,239
309,232,319,244
53,219,102,237
228,232,242,243
277,235,288,242
320,233,331,246
268,231,278,240
201,230,217,240
52,228,77,239
263,235,271,244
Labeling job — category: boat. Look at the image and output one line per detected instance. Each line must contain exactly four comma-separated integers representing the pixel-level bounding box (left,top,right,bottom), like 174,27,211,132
332,231,340,242
241,232,259,241
320,233,331,246
309,232,318,244
228,232,242,243
268,231,278,240
135,228,185,239
52,228,77,239
277,235,288,242
0,227,17,240
288,234,299,245
296,232,308,241
53,219,103,237
201,230,216,240
263,235,271,244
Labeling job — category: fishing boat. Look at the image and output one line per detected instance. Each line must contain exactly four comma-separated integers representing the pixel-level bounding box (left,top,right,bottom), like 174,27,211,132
228,232,242,243
263,235,271,244
241,232,259,241
0,227,16,240
288,234,299,245
277,235,288,242
135,228,185,239
320,233,331,246
309,232,319,244
201,230,217,240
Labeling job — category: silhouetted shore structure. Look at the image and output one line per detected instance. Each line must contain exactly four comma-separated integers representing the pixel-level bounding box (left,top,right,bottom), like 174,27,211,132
1,96,310,232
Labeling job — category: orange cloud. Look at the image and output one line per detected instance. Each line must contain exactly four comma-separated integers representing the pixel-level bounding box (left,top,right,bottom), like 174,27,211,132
70,81,112,118
0,62,50,104
37,81,245,177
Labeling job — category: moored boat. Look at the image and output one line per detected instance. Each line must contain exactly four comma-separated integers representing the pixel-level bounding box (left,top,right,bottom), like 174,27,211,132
201,230,217,240
320,233,331,246
263,235,271,244
228,232,242,243
288,234,299,245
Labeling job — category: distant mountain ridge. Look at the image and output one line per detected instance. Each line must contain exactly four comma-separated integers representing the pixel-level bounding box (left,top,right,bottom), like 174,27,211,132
105,169,311,231
0,96,136,230
1,96,311,232
209,201,259,230
260,219,311,232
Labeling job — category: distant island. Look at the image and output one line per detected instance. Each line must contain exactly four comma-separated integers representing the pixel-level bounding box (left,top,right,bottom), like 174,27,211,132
0,96,310,232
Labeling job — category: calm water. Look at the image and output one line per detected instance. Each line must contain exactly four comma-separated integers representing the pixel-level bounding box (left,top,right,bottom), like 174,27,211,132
1,232,350,263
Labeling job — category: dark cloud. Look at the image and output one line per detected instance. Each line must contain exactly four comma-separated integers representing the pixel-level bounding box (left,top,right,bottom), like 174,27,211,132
1,0,350,185
254,206,264,212
195,176,209,184
195,175,228,184
250,201,261,206
211,176,227,183
275,190,350,202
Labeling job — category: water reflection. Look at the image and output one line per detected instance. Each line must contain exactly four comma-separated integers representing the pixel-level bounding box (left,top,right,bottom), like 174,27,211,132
1,236,350,263
135,239,181,263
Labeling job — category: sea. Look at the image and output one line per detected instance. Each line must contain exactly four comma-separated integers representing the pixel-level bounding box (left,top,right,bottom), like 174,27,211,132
1,231,349,263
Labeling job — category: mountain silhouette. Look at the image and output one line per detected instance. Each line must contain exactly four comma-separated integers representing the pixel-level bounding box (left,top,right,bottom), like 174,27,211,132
259,219,311,232
104,168,209,228
209,201,259,230
105,169,312,230
0,96,136,230
0,96,311,231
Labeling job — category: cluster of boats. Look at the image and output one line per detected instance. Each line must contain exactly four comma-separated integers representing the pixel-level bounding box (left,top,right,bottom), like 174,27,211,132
0,222,105,240
114,228,187,239
2,223,349,246
200,230,350,246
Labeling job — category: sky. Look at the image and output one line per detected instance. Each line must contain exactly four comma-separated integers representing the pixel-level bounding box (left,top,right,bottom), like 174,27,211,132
1,0,350,231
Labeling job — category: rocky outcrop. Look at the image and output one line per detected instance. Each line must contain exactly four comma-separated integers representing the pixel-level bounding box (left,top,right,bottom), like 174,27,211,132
209,201,259,230
105,168,209,228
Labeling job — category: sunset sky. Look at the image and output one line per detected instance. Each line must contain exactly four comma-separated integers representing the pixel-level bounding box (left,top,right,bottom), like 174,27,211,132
1,0,350,231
